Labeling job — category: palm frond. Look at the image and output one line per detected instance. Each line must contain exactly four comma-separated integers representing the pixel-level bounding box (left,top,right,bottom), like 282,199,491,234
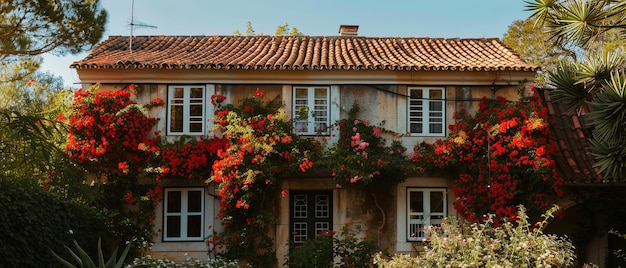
526,0,561,26
587,70,626,142
576,50,626,92
547,61,590,113
590,137,626,180
556,0,610,46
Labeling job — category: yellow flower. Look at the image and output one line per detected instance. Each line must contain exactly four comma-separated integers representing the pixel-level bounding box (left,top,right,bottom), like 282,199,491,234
453,131,467,144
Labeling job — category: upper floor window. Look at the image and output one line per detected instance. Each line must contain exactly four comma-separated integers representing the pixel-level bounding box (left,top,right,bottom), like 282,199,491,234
293,86,330,135
408,87,445,136
407,188,446,241
163,187,205,241
167,85,208,135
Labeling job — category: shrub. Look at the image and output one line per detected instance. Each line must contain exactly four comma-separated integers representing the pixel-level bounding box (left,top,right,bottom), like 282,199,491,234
374,205,575,267
127,255,250,267
0,176,108,267
286,226,379,268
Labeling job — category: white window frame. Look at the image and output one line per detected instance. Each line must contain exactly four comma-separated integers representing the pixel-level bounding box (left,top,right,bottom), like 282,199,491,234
406,188,446,241
407,87,446,136
292,86,330,135
167,85,213,135
163,188,205,242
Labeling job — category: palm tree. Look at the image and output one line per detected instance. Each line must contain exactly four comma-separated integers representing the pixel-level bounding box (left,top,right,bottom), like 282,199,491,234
527,0,626,179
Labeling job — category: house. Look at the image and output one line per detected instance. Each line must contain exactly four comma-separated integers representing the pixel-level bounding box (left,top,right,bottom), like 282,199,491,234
70,27,539,265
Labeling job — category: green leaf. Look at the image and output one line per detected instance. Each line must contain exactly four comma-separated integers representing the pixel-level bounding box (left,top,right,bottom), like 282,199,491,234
547,61,589,113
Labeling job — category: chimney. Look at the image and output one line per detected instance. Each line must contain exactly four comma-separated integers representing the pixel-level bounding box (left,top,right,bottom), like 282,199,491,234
338,25,359,36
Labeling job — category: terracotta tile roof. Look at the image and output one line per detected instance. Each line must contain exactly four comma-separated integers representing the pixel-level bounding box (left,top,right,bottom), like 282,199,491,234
71,35,537,72
538,88,607,184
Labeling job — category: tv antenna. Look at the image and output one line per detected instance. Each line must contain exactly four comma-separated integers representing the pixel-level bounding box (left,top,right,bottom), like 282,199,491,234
128,0,157,53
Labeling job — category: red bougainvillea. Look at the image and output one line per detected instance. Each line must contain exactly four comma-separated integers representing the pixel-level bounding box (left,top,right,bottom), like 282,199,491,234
66,85,159,172
413,94,564,224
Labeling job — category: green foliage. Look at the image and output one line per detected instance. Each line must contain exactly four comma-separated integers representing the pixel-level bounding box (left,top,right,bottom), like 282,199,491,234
128,255,250,267
527,0,626,47
528,0,626,180
0,0,107,56
52,238,130,268
286,226,379,268
328,103,415,187
0,0,107,82
275,22,303,36
0,109,64,178
0,176,108,268
233,21,303,36
502,18,576,86
374,205,575,267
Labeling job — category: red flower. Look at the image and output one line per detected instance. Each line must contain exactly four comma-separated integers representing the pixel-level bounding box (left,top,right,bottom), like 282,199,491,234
124,192,136,204
254,88,265,98
211,94,226,106
118,161,129,174
243,105,254,113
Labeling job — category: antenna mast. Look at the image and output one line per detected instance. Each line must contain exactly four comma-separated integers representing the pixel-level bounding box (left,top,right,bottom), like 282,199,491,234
128,0,157,53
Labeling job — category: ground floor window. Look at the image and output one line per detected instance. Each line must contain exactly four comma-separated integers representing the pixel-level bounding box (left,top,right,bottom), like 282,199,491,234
163,187,204,241
407,188,446,241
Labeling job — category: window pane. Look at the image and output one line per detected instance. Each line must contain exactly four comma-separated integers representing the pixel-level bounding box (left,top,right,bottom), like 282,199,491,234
430,124,443,134
187,215,202,237
295,88,307,98
190,88,204,98
315,122,327,132
429,89,443,99
294,194,307,218
293,222,307,243
410,123,423,133
315,195,330,218
189,123,203,133
430,102,443,111
294,121,308,133
170,106,183,132
166,216,181,237
167,191,181,213
430,191,445,213
188,191,202,212
190,105,203,116
314,88,327,98
409,191,424,213
410,89,422,98
173,88,184,98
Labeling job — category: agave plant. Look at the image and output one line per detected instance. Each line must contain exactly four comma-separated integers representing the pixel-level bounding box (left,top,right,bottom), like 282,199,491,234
51,238,131,268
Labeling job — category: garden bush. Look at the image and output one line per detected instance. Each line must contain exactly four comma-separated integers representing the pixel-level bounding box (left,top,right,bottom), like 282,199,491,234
374,205,575,267
0,176,108,267
286,226,378,268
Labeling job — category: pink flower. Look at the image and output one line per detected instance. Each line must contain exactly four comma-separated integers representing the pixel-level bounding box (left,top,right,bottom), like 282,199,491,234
373,127,382,137
349,176,361,183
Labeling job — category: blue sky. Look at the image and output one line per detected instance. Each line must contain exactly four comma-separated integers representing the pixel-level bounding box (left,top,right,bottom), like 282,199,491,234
41,0,533,87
